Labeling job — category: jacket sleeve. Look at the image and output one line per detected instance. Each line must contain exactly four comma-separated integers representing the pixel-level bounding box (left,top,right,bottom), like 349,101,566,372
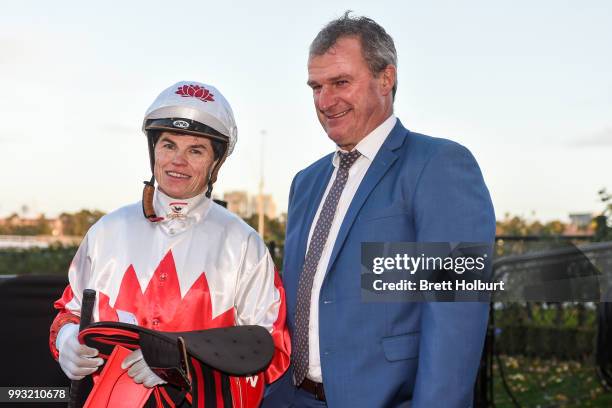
234,232,291,384
410,142,495,407
49,233,93,359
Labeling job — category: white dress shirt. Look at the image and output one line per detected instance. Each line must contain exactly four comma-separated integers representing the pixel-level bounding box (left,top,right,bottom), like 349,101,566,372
305,115,397,382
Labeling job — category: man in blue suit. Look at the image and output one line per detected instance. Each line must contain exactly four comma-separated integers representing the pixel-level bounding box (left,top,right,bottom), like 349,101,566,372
266,12,495,408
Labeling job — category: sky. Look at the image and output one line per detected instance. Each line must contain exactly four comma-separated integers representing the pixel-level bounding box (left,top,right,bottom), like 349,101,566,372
1,0,610,222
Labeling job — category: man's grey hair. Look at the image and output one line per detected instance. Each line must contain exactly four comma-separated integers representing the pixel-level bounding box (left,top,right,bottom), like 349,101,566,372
310,11,398,99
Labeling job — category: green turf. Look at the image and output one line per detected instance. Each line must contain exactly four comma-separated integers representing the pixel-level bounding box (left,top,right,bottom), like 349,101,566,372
494,355,612,407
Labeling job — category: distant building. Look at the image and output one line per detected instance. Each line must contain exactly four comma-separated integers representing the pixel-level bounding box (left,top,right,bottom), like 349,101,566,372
223,191,277,219
569,213,593,229
256,194,277,220
0,214,64,238
50,218,64,236
565,212,594,236
0,214,39,228
224,191,251,218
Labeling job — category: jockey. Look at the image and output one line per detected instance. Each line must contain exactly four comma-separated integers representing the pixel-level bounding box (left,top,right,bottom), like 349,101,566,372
50,81,290,407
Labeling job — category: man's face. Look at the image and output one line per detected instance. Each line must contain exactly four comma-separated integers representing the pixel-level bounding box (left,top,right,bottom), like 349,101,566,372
153,131,216,199
307,36,395,151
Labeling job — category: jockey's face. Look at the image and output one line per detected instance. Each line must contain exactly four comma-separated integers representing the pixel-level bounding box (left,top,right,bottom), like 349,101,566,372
154,132,215,199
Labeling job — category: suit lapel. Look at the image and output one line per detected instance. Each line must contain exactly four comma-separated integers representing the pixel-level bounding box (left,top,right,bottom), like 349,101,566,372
324,121,408,277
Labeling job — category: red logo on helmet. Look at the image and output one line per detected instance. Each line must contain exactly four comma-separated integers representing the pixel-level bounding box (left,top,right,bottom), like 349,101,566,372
175,84,215,102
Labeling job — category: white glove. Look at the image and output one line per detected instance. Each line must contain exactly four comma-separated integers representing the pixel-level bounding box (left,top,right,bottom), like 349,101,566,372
57,323,104,380
121,349,167,388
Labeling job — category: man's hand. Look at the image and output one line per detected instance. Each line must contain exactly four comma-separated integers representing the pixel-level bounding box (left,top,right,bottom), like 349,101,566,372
121,349,167,388
57,323,103,380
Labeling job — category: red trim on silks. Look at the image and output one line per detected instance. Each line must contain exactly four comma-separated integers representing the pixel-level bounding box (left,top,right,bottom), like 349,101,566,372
265,268,291,383
191,357,205,408
49,309,80,360
185,392,193,405
53,284,75,312
50,284,80,361
97,250,235,332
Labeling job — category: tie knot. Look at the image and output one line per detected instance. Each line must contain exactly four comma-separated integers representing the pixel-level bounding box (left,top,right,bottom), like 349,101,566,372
338,150,361,170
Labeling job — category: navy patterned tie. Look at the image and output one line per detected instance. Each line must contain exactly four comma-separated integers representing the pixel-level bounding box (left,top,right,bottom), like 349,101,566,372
292,149,361,386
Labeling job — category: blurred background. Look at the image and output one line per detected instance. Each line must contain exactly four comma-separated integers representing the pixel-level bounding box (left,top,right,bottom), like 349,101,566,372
1,1,611,406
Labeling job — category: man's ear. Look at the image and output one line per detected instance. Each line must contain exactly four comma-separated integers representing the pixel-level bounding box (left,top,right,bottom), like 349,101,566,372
379,65,397,97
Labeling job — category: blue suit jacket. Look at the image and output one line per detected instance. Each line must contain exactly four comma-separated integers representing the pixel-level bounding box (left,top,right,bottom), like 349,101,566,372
281,120,495,407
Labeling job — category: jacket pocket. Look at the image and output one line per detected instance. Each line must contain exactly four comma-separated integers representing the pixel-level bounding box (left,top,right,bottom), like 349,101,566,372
381,332,420,362
359,205,409,222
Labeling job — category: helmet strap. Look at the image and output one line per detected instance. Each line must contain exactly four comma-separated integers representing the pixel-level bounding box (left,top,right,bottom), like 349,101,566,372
142,133,164,222
142,175,162,222
147,132,158,173
205,147,228,198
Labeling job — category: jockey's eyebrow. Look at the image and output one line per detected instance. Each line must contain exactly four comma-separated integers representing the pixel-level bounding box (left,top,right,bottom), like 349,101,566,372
158,136,207,150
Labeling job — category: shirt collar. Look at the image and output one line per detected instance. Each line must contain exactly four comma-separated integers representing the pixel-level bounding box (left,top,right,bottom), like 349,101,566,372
332,115,397,167
153,188,211,234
